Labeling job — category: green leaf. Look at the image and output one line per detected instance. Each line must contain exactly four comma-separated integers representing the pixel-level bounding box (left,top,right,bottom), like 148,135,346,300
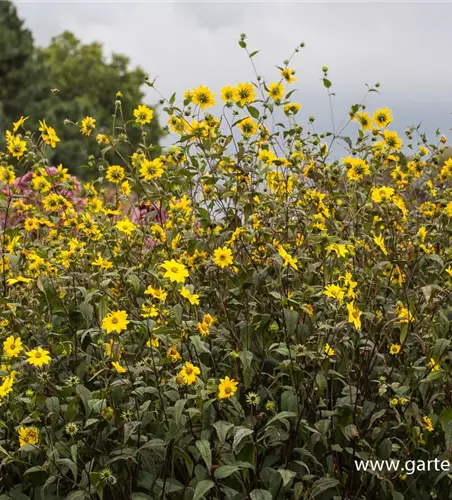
249,50,259,58
432,339,450,360
323,78,332,89
124,421,140,444
250,490,272,500
266,411,298,428
232,427,254,452
213,420,234,444
193,479,215,500
248,106,260,119
440,408,452,448
284,309,299,336
278,469,296,486
173,303,183,324
65,492,86,500
98,296,108,321
311,478,339,497
76,385,92,416
57,458,77,481
215,465,240,479
196,439,212,469
174,399,187,425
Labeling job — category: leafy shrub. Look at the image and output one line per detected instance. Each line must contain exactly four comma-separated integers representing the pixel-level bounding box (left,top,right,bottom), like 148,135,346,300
0,36,452,500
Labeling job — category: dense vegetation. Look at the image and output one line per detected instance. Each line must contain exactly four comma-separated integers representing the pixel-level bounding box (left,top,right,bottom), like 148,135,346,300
1,9,452,500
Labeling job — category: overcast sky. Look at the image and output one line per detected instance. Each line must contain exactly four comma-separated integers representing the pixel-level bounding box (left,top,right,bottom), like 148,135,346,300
14,1,452,147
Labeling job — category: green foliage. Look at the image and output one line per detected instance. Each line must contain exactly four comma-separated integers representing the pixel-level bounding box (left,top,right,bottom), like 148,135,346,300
0,3,163,177
0,1,34,129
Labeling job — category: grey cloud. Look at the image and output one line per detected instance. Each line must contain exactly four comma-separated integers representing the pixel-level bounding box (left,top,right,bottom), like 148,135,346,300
13,1,452,143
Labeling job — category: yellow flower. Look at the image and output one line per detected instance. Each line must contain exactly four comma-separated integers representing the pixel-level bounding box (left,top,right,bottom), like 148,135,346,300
196,322,210,336
106,165,125,184
191,85,216,110
141,303,158,318
326,243,348,258
7,135,27,159
38,120,60,148
26,347,51,367
390,398,399,407
428,358,440,372
389,344,401,355
277,245,298,270
133,104,154,124
18,426,39,448
218,376,238,399
419,202,436,218
178,362,200,385
323,284,345,303
144,285,167,302
140,158,164,181
92,254,113,270
373,234,388,256
346,302,362,330
324,343,335,357
258,149,276,166
233,82,255,106
221,85,235,103
146,336,160,348
268,82,284,100
167,345,181,361
3,336,23,358
104,339,122,360
0,374,14,398
383,130,402,151
423,415,434,432
6,276,31,285
112,361,127,374
237,117,258,137
283,103,301,115
161,260,189,283
395,303,413,324
120,180,131,196
353,112,372,132
372,108,392,128
203,314,215,326
12,116,28,133
213,247,233,268
80,116,96,136
281,67,296,84
179,286,200,305
96,134,110,145
102,311,129,334
371,186,395,204
345,158,370,181
446,266,452,277
115,217,136,236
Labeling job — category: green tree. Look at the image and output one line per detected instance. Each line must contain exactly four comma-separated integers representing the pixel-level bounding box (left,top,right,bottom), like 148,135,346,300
0,1,163,176
27,31,163,175
0,1,34,132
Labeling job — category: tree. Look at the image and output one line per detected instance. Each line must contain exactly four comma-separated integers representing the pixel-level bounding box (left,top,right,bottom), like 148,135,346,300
27,32,163,175
0,1,34,132
0,2,163,176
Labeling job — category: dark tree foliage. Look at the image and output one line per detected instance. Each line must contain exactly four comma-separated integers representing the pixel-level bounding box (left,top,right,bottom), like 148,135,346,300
0,3,163,177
